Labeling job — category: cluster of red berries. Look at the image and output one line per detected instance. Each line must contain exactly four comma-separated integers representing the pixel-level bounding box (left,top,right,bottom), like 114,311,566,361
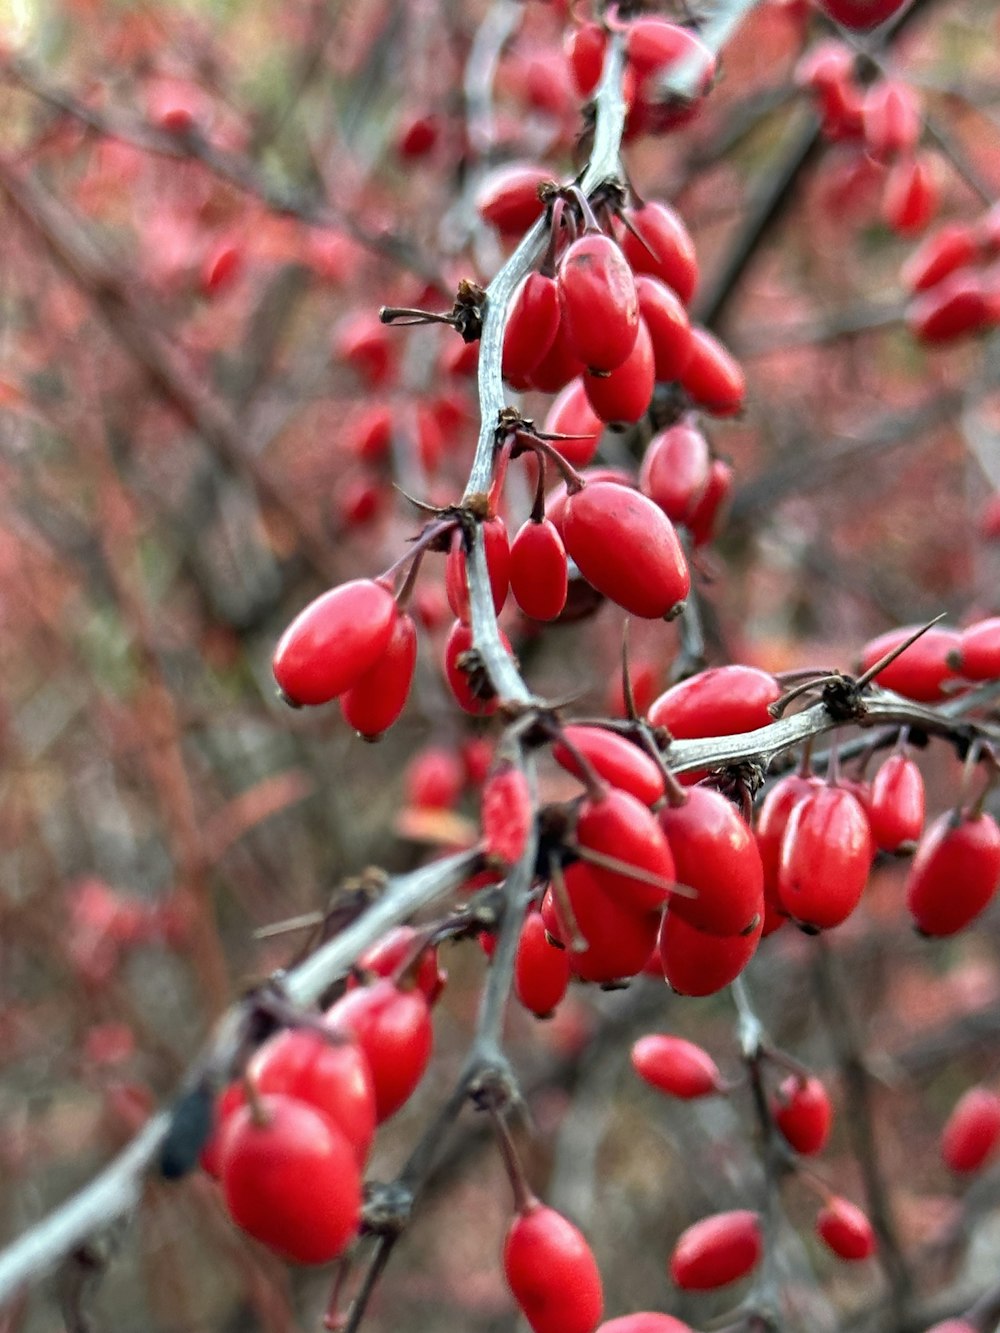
199,927,442,1264
901,204,1000,344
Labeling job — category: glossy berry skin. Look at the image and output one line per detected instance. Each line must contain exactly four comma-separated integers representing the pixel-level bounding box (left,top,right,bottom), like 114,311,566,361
476,163,551,237
941,1087,1000,1173
648,665,780,738
482,764,534,864
583,317,655,424
621,203,698,306
597,1319,694,1333
565,22,606,97
816,0,907,27
532,319,586,394
562,482,690,619
515,911,571,1018
778,786,873,931
326,978,433,1122
558,234,639,373
815,1198,876,1261
679,328,746,417
200,1081,246,1179
669,1211,762,1290
220,1095,362,1264
773,1075,833,1156
576,788,676,913
503,273,561,389
542,380,604,468
446,519,510,624
657,911,762,995
631,1034,723,1099
352,925,446,1004
905,812,1000,936
756,774,821,897
868,754,925,852
543,865,662,984
250,1030,376,1164
510,519,568,621
553,726,666,808
635,276,693,383
858,625,962,701
659,787,765,937
639,422,710,524
504,1204,603,1333
686,458,733,547
956,617,1000,680
273,580,397,707
444,620,512,716
340,611,417,740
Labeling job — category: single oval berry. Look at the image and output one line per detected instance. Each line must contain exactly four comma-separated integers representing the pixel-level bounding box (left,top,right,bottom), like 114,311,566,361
679,327,746,417
639,421,710,524
778,786,873,931
333,312,395,387
446,518,510,624
686,458,733,547
326,978,433,1122
905,811,1000,937
902,223,979,293
250,1029,376,1164
340,610,417,740
405,744,464,809
220,1094,362,1264
565,22,607,97
634,275,693,383
941,1086,1000,1173
558,234,639,373
562,482,690,619
576,787,676,912
620,202,698,306
503,273,561,389
483,763,534,864
906,270,992,344
756,773,823,901
504,1202,604,1333
657,910,762,995
669,1210,762,1290
583,317,655,425
515,910,572,1018
626,17,716,86
862,79,920,162
543,864,662,984
858,625,962,701
815,0,907,27
773,1075,833,1156
476,163,552,238
352,924,446,1004
883,153,938,236
868,753,925,853
815,1198,876,1261
648,665,780,739
531,319,587,394
955,617,1000,681
510,519,569,621
553,726,666,808
631,1034,723,1099
658,786,765,937
444,619,513,716
273,580,398,707
542,379,604,468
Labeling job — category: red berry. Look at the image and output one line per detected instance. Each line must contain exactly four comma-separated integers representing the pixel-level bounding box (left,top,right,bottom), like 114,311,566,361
531,318,587,394
543,865,662,984
515,910,572,1018
326,978,433,1122
340,610,417,739
482,764,534,864
273,580,398,707
345,404,393,462
504,1203,604,1333
503,273,561,389
815,0,907,27
679,327,746,416
631,1034,723,1098
558,234,639,373
941,1087,1000,1173
639,422,710,524
584,317,655,424
773,1075,833,1156
906,811,1000,936
405,745,464,810
635,276,693,383
883,153,938,236
868,753,925,853
446,518,510,624
565,23,607,97
686,458,733,546
576,787,676,913
906,269,992,344
250,1030,376,1164
510,519,569,621
815,1197,876,1261
778,785,873,931
352,925,446,1004
542,379,604,468
333,311,395,387
862,79,920,161
443,619,513,715
626,18,716,86
562,482,690,619
902,223,979,293
553,726,665,807
620,202,698,306
648,665,780,738
220,1095,361,1264
658,786,764,937
956,617,1000,680
857,625,962,702
476,163,552,238
669,1210,762,1290
756,773,822,901
657,911,762,995
200,1082,246,1179
201,240,242,296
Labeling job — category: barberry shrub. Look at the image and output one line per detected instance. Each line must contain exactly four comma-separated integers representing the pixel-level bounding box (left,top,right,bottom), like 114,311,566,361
3,2,1000,1333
